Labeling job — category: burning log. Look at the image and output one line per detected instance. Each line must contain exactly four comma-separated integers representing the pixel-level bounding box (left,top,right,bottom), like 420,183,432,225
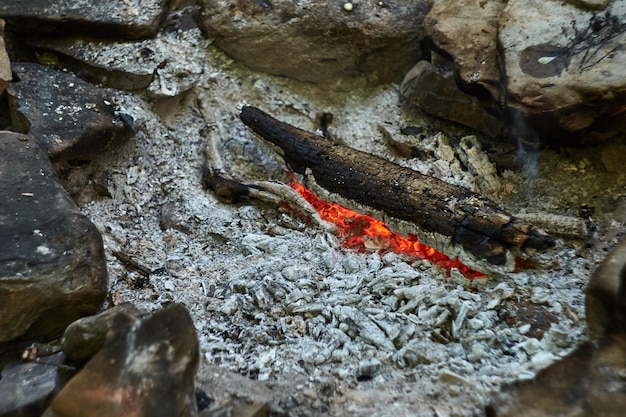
240,106,555,272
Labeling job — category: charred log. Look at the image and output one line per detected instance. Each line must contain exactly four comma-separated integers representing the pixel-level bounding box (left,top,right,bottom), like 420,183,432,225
240,105,555,266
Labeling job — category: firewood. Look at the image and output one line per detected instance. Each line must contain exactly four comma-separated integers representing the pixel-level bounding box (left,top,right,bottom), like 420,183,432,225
240,106,555,268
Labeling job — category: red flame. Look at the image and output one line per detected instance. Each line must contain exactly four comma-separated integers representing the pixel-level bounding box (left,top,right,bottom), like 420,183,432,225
289,180,486,280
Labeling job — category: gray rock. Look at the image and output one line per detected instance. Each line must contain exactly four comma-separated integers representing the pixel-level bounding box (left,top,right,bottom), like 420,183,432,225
419,0,626,144
499,0,626,144
400,59,503,137
357,357,382,380
61,302,142,362
0,0,171,39
49,303,199,417
0,131,108,342
198,0,430,88
22,14,207,97
7,63,135,161
196,364,275,405
0,353,68,417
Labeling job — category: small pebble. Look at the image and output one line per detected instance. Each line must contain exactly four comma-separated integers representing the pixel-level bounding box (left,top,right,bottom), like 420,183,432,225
343,2,353,11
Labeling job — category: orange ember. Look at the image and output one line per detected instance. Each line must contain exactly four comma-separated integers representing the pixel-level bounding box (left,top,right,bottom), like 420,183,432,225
290,180,485,280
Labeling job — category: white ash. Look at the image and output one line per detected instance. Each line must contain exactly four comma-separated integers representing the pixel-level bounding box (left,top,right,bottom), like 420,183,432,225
74,43,619,416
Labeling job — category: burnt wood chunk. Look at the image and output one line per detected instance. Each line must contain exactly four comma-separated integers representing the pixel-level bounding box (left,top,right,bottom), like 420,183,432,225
240,106,555,266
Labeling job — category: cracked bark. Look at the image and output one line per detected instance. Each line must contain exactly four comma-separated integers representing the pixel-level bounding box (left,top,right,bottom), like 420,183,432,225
240,105,555,266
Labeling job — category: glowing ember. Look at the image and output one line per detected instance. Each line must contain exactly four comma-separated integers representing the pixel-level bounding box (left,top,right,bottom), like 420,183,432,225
290,180,485,280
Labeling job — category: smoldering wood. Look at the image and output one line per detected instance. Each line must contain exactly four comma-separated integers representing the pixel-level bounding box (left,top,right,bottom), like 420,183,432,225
240,105,556,266
201,124,332,230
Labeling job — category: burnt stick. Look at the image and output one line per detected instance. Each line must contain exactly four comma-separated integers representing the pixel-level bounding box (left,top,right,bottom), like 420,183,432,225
240,106,555,266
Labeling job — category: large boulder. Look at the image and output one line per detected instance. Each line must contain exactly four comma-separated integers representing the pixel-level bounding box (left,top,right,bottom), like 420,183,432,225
417,0,626,144
0,131,108,342
198,0,430,88
424,0,506,99
49,304,200,417
499,0,626,144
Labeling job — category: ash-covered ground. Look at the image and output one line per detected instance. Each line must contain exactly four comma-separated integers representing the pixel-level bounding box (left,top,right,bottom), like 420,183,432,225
74,34,625,417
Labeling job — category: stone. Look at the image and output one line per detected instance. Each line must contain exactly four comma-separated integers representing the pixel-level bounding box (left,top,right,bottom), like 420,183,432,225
22,14,207,97
424,0,506,98
0,353,69,417
0,19,11,95
198,0,430,88
61,302,142,362
356,357,382,380
0,0,171,39
400,59,503,137
600,143,626,173
419,0,626,144
486,334,626,417
499,0,626,144
585,236,626,339
7,62,135,162
0,131,108,342
49,303,200,417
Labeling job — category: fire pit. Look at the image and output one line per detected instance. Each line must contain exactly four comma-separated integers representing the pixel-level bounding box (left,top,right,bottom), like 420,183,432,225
16,61,621,415
2,2,626,416
83,64,612,414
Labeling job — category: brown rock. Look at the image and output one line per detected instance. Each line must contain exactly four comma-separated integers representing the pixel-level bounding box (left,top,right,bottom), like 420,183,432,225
196,363,278,412
600,143,626,173
499,0,626,144
424,0,506,98
419,0,626,145
0,132,107,342
0,352,69,417
198,0,430,88
50,303,200,417
7,62,135,162
486,334,626,417
61,302,142,362
585,236,626,339
21,12,207,97
400,59,503,137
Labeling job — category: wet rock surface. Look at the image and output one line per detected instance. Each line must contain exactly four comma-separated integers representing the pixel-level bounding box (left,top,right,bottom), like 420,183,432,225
7,63,135,161
48,303,199,417
198,0,430,88
0,131,107,342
